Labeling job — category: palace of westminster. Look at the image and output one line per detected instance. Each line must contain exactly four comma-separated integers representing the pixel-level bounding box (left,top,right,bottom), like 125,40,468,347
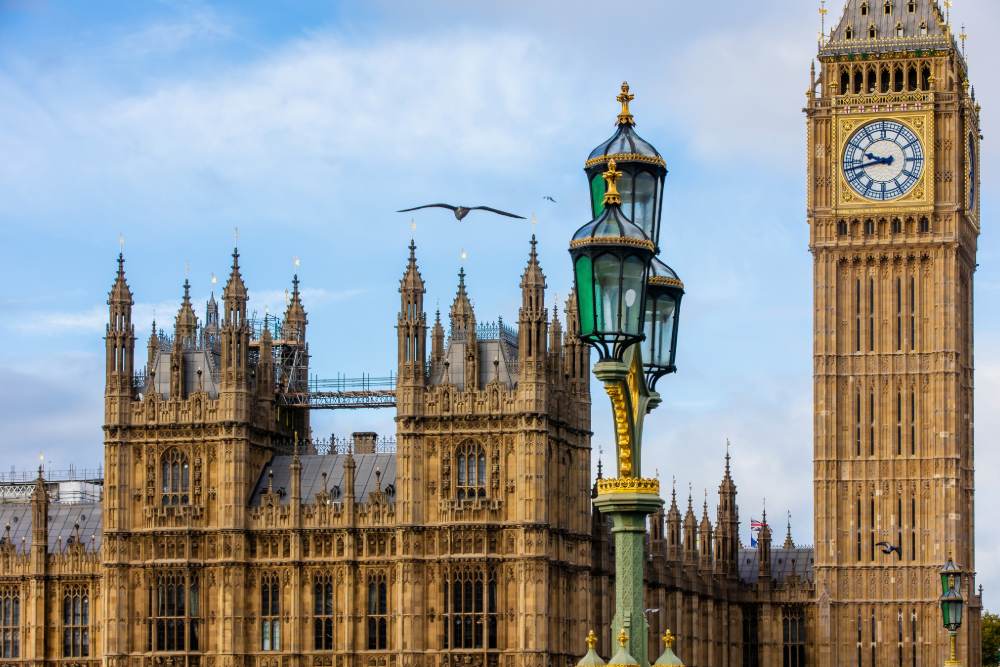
0,1,986,666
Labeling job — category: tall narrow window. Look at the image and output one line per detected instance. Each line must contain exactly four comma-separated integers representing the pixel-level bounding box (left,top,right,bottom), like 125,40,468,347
871,609,878,666
856,279,862,352
897,497,904,558
910,391,917,455
856,497,863,562
62,586,89,657
743,606,761,667
911,610,918,667
909,277,916,351
896,278,902,350
869,391,876,456
855,391,863,457
782,606,806,667
910,497,917,561
897,609,904,667
0,587,20,658
869,278,876,352
896,391,903,456
857,611,863,666
456,441,487,500
161,449,190,506
442,567,498,649
261,574,280,651
150,571,199,652
870,496,877,562
366,571,388,650
313,574,335,650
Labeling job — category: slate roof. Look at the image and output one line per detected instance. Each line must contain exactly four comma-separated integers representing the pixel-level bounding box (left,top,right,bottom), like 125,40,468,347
0,503,102,554
738,547,815,585
250,454,396,505
821,0,955,58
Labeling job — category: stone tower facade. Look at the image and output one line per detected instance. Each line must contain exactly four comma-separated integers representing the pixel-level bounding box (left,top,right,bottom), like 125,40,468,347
807,1,983,665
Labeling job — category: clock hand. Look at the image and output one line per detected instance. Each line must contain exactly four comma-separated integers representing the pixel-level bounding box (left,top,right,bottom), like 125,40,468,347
848,158,892,171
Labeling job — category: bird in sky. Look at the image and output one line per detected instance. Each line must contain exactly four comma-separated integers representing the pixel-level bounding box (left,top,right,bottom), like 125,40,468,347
543,195,557,203
397,203,526,221
875,542,902,560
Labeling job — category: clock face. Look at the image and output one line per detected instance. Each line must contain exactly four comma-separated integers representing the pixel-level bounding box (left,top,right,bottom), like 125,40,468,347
843,120,924,201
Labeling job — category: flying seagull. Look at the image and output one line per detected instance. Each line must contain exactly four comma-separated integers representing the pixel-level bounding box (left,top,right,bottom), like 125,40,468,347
543,195,557,203
875,541,902,560
397,203,526,221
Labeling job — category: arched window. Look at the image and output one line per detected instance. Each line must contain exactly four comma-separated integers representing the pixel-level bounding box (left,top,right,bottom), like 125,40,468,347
366,571,388,650
151,571,200,652
884,0,893,15
782,606,806,667
838,220,849,236
0,587,19,658
260,574,280,651
846,26,855,40
161,449,190,505
313,574,334,650
456,442,487,500
860,2,869,16
896,22,904,37
442,566,498,649
62,585,89,657
919,21,928,36
869,25,878,40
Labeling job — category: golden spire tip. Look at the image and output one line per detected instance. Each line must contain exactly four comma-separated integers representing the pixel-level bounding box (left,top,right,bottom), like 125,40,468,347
662,629,675,648
602,159,623,206
617,628,628,648
616,81,635,126
585,629,598,651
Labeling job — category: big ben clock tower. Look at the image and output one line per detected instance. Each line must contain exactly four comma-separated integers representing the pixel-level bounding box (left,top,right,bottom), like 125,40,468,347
807,1,983,666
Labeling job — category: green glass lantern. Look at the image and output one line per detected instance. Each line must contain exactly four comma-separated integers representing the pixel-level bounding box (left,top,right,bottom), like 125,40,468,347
939,558,964,633
643,257,684,391
584,82,668,250
570,159,656,362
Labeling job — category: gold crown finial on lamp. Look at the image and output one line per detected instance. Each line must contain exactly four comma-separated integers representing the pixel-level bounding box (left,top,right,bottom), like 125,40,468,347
586,630,598,651
617,81,635,126
602,159,623,206
662,629,676,649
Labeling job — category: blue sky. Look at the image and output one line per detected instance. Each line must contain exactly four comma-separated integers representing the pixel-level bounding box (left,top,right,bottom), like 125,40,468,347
1,0,997,596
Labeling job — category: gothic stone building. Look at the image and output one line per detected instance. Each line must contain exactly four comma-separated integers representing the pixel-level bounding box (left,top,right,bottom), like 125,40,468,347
0,2,985,667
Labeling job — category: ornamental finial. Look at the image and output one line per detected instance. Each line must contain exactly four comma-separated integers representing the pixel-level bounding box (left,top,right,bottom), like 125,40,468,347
602,159,623,206
662,629,675,649
616,81,635,126
586,629,598,650
617,628,628,648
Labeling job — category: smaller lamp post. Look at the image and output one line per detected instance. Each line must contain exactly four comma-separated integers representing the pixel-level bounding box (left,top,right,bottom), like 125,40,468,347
940,557,964,667
642,257,684,398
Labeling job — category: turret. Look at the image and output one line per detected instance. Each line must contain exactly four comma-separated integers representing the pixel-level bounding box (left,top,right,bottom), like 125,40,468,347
257,322,274,401
30,465,48,571
698,493,714,572
714,444,740,577
105,253,135,423
518,235,547,378
783,512,796,550
147,319,159,374
682,489,698,564
282,275,308,344
450,268,478,390
203,292,220,348
430,309,445,371
757,507,772,582
397,240,426,385
562,290,590,390
170,279,198,400
666,480,682,561
220,248,250,389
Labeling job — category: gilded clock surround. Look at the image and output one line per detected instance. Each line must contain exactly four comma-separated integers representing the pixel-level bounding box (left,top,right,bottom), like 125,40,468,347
834,111,934,209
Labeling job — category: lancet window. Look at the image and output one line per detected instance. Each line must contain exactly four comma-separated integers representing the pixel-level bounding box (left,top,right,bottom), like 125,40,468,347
456,441,487,500
313,574,335,651
149,571,200,652
62,585,90,657
782,606,806,667
366,571,388,650
0,587,19,658
442,566,498,649
261,573,281,651
161,448,190,506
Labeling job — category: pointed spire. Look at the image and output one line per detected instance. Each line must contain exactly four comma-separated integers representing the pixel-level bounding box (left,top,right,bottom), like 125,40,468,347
282,274,308,342
174,279,198,344
784,511,796,549
520,234,546,290
450,267,476,336
400,239,425,291
222,247,248,326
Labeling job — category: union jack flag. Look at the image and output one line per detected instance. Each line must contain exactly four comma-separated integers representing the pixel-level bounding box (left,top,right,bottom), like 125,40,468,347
750,519,767,548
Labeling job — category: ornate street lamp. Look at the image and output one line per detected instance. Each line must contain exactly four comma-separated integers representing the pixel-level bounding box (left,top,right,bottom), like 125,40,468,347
939,557,964,667
570,82,682,667
584,82,668,250
570,159,656,364
643,257,684,393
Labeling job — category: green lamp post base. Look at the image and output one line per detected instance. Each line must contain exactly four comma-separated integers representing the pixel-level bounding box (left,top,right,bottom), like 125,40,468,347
595,486,664,667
